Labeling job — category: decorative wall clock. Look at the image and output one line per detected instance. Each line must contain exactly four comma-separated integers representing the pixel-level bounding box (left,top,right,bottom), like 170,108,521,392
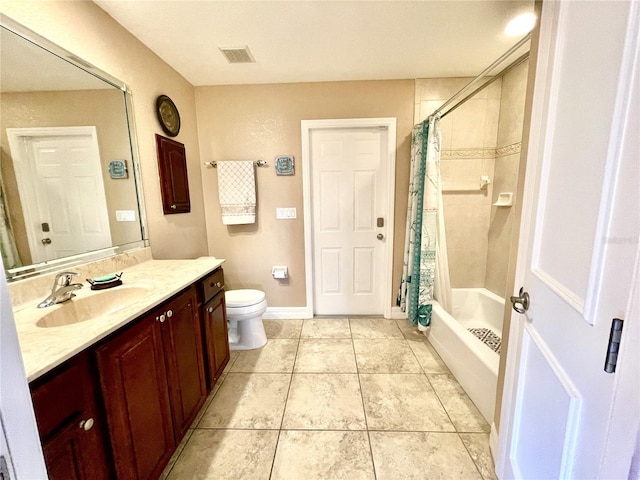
155,95,181,137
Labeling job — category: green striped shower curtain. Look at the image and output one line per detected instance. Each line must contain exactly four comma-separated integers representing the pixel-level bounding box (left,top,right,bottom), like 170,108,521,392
397,116,447,328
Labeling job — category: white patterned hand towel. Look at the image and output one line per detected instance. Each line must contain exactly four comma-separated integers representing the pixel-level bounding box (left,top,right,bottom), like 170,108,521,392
216,161,256,225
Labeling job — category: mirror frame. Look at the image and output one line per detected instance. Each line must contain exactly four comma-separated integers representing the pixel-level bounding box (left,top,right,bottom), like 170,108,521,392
0,14,149,281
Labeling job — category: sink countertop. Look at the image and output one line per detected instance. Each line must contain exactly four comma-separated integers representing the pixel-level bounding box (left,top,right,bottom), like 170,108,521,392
14,257,225,382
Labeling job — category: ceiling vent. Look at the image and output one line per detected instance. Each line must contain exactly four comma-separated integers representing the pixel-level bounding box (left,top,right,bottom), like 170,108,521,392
218,46,255,64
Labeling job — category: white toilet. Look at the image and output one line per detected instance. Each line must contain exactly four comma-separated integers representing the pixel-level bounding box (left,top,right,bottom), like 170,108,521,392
225,289,268,350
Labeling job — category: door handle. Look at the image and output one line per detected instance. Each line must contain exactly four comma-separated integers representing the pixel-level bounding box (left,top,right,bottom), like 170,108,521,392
377,233,384,240
41,238,52,245
510,287,530,314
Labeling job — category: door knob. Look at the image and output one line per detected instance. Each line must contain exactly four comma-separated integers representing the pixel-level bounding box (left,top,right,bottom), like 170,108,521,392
377,233,384,240
510,287,530,314
41,238,52,245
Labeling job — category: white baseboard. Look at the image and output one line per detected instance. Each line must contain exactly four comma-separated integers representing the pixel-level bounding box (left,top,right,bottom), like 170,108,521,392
490,422,499,467
263,307,313,320
390,306,407,319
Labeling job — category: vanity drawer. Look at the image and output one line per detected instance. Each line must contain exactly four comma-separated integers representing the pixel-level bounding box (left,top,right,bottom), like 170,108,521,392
31,353,92,441
200,268,224,303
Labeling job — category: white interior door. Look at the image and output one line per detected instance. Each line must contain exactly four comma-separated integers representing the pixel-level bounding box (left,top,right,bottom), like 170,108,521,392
310,126,389,315
7,127,112,263
497,1,639,479
0,269,47,478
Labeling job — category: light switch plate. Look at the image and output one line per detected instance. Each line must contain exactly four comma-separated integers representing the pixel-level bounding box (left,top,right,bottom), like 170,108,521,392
276,208,296,219
116,210,136,222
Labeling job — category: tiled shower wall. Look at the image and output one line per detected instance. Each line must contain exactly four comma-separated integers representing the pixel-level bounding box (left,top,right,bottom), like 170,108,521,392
486,60,529,297
415,59,528,297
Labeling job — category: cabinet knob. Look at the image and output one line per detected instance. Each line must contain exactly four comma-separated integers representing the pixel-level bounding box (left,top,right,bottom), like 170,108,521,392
79,418,94,431
170,204,177,209
157,314,166,323
207,307,213,313
166,309,173,318
215,282,222,288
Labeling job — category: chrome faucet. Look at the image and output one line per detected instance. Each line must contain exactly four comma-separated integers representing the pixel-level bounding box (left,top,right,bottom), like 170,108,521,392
37,271,84,308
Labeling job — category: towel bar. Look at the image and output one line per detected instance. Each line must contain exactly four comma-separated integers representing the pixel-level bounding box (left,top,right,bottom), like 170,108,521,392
204,160,268,168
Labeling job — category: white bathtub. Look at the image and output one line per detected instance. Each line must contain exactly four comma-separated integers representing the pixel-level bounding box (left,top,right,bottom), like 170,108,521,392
427,288,505,424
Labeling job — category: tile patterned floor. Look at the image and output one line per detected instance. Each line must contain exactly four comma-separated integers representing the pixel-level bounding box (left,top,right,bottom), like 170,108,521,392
161,318,497,480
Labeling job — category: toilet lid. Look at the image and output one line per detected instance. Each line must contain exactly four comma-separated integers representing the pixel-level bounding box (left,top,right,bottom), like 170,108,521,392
225,289,266,307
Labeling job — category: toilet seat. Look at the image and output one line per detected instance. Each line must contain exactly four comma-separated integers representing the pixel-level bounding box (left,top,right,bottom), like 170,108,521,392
225,289,266,308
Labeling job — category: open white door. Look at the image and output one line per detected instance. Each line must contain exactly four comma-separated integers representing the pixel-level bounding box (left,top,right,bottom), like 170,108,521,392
497,1,639,479
0,263,47,478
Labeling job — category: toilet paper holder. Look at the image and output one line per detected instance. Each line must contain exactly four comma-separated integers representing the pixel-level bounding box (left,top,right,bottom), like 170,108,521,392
272,266,288,279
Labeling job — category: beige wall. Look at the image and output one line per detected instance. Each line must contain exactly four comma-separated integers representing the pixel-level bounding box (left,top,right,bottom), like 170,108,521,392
415,78,502,288
195,81,414,307
485,60,530,297
0,0,208,260
1,89,140,265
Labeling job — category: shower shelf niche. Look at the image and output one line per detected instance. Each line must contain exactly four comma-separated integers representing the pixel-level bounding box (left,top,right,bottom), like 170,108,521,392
493,192,513,207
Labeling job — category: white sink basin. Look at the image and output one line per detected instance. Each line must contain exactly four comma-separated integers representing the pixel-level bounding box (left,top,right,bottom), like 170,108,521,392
36,287,149,328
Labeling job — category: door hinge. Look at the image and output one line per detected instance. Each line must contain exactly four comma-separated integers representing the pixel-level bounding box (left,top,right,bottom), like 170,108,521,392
604,318,624,374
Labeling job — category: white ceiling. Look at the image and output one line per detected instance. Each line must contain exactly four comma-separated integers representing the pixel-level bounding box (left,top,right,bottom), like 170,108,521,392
94,0,534,86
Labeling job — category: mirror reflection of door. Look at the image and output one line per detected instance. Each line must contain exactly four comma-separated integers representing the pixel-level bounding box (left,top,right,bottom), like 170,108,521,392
7,126,112,263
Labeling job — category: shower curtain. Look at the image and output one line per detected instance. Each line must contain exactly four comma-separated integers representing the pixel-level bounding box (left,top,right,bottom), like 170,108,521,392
397,115,451,329
0,167,21,270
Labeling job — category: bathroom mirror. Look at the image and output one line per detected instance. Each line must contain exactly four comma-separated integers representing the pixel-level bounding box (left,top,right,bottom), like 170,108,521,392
0,16,148,281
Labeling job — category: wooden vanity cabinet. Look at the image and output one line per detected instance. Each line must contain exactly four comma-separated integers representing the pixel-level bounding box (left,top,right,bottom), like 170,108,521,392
203,290,229,387
96,307,174,480
96,286,205,480
30,352,113,480
160,287,207,439
198,268,230,392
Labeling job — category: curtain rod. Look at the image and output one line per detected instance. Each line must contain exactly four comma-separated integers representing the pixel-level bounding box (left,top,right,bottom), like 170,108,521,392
439,51,530,119
430,32,532,120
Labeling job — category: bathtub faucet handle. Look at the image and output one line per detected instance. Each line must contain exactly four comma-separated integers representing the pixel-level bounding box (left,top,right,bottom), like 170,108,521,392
510,287,530,314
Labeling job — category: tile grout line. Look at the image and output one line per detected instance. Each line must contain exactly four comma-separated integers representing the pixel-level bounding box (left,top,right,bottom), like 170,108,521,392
373,321,486,477
163,360,235,478
268,333,301,480
458,432,489,480
404,330,462,434
350,319,379,480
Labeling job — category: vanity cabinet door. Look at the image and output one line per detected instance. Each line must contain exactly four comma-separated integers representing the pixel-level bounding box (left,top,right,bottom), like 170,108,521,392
161,287,206,440
203,290,230,387
30,352,112,480
96,313,175,480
